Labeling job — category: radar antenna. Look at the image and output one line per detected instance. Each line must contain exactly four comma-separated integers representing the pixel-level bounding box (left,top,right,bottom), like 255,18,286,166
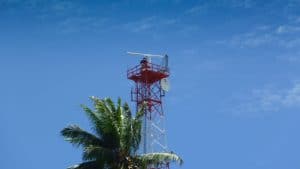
127,51,168,69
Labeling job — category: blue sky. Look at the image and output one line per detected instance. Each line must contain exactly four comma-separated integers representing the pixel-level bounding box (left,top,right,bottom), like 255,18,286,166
1,0,300,169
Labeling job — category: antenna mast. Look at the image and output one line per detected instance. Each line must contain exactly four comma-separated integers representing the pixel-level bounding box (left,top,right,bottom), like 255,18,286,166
127,52,170,169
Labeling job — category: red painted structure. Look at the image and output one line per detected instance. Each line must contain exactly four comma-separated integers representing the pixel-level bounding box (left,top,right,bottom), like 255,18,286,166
127,57,170,169
127,58,169,119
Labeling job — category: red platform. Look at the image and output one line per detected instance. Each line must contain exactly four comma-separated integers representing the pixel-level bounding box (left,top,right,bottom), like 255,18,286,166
127,60,169,84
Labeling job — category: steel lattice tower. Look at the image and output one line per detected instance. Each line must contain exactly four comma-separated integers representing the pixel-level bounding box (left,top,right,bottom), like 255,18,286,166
127,57,170,169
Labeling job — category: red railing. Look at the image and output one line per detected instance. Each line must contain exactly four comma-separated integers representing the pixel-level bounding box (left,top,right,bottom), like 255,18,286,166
127,62,169,78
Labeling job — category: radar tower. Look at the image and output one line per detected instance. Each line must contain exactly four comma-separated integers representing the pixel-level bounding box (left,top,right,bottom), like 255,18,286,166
127,52,170,169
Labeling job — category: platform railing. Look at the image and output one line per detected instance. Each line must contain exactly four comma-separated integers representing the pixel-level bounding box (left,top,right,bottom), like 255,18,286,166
127,62,169,78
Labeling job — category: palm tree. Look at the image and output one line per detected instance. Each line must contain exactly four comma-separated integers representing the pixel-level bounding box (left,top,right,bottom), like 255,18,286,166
61,96,183,169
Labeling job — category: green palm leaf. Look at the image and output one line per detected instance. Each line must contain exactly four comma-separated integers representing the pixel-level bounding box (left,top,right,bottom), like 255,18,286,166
119,102,133,153
67,161,100,169
61,125,103,148
137,152,183,167
82,145,114,162
86,97,120,149
130,108,144,152
80,104,104,138
61,97,183,169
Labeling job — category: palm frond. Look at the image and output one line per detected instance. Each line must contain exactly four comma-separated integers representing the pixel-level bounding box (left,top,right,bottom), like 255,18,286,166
105,97,116,113
88,96,120,149
137,152,183,166
61,125,103,147
119,102,133,153
130,105,145,152
135,103,146,120
67,161,101,169
82,145,114,162
84,97,109,133
105,97,122,137
61,97,183,169
130,119,142,153
81,104,104,138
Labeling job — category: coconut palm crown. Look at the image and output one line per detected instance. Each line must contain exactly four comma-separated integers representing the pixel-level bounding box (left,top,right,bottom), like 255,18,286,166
61,96,183,169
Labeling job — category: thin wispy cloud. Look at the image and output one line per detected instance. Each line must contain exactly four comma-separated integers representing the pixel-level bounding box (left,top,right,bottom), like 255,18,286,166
123,16,178,33
214,0,300,49
56,16,109,34
221,32,275,48
120,15,201,40
0,0,85,16
218,18,300,49
148,0,182,4
185,4,208,15
0,0,100,33
216,17,300,62
284,83,300,106
184,0,255,15
1,0,198,35
123,17,156,33
276,25,300,34
276,52,300,62
227,82,300,118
